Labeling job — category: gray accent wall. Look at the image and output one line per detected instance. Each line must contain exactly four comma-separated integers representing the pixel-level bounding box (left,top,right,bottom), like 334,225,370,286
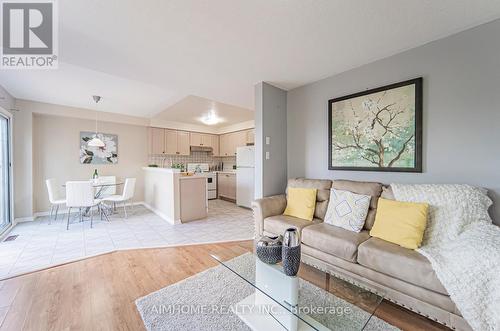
287,19,500,225
255,82,287,198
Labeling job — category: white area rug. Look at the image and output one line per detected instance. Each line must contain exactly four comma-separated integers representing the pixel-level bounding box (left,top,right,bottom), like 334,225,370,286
0,200,253,279
135,253,399,331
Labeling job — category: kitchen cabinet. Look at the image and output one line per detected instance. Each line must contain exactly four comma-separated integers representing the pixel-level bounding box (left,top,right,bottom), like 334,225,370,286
149,127,253,157
202,134,213,147
191,132,219,156
219,133,231,156
219,133,236,156
149,127,166,155
165,129,190,155
179,177,208,221
190,132,214,147
177,131,191,155
190,132,202,147
211,134,220,156
219,130,253,156
165,129,177,155
233,131,247,149
218,173,236,201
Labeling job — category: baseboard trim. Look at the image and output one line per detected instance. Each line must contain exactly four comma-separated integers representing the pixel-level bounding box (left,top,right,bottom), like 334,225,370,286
141,202,180,225
23,202,147,221
14,216,35,223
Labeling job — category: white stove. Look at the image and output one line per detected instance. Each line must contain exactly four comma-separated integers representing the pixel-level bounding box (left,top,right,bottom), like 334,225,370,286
187,163,217,200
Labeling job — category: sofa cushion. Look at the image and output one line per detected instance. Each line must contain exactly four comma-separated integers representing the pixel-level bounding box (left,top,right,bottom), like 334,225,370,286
301,223,370,262
283,188,317,221
287,178,332,220
264,215,320,236
324,189,371,233
370,198,429,249
332,180,383,230
357,237,448,295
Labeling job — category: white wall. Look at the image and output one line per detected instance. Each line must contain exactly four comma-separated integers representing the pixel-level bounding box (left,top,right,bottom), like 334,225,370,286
255,82,287,198
0,85,14,111
32,113,148,214
287,19,500,225
12,108,33,219
11,100,150,219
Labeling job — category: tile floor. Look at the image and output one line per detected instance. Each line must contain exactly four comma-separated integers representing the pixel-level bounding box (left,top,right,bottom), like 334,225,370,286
0,199,254,279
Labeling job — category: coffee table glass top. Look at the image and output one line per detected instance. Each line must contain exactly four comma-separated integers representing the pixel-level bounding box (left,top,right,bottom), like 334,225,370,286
211,252,384,331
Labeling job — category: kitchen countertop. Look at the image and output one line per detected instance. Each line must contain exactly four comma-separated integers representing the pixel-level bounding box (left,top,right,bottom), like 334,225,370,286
216,171,236,174
143,167,181,173
179,176,206,181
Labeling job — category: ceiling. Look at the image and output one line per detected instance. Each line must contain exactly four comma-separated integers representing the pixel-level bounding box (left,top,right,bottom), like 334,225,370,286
1,0,500,118
152,95,254,128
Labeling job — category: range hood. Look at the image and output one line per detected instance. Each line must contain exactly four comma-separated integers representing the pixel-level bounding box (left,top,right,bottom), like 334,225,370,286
190,146,213,152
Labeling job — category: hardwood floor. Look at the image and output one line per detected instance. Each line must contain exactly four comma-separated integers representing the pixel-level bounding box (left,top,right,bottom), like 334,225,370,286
0,241,449,331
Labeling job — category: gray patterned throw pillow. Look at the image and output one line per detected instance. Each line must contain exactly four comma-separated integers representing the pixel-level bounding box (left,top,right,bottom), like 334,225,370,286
324,188,371,232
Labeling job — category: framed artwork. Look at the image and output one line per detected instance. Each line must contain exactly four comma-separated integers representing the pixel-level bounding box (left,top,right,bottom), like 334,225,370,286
80,132,118,164
328,78,422,172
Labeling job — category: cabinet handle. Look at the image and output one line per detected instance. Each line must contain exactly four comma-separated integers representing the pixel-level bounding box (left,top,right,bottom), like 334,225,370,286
176,152,179,154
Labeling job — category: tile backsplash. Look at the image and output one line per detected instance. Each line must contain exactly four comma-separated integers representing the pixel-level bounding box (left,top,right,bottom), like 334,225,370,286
148,151,236,171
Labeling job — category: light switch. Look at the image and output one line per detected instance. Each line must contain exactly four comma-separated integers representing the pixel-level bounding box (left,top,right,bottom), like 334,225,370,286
265,151,270,160
265,136,271,145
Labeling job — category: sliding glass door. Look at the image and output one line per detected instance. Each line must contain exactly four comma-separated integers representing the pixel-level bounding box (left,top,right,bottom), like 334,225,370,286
0,111,11,233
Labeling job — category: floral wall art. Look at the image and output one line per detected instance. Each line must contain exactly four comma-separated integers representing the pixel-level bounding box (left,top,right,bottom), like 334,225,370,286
80,132,118,164
328,78,422,172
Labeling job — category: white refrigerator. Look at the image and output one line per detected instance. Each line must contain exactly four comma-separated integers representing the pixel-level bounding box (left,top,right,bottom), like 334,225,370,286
236,146,255,208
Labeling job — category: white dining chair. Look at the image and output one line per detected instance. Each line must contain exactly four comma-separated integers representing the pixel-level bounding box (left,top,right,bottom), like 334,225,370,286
46,178,66,224
65,181,102,229
102,178,136,218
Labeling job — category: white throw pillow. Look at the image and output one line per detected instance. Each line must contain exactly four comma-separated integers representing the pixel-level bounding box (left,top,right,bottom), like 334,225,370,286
324,189,371,233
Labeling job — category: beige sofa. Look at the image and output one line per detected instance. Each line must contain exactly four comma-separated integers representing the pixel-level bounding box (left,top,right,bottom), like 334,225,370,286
252,178,471,331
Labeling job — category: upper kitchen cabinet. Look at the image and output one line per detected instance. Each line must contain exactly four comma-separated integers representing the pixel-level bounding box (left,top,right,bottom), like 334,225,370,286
177,131,191,155
236,130,249,147
219,130,254,156
165,129,190,155
211,135,220,156
190,132,214,148
219,133,233,156
165,129,178,154
149,127,166,154
149,127,253,156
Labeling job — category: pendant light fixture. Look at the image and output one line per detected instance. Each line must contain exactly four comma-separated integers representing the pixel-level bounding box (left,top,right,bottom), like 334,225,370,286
88,95,105,147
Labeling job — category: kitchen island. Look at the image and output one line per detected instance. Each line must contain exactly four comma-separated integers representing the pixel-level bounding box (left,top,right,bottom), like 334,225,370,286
143,167,207,224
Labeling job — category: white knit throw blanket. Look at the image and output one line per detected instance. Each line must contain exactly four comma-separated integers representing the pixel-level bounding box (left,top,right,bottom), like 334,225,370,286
391,184,500,331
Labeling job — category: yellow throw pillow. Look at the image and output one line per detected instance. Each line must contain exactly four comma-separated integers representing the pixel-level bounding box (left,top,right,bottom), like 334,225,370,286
283,188,317,221
370,198,429,249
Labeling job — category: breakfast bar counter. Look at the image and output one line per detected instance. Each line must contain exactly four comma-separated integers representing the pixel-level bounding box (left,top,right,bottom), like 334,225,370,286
143,167,207,224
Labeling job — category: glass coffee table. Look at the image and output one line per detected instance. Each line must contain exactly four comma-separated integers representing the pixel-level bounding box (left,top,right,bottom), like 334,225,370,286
211,252,385,331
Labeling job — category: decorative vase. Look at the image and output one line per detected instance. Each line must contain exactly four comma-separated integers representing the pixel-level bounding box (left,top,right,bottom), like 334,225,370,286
282,228,301,276
256,235,283,264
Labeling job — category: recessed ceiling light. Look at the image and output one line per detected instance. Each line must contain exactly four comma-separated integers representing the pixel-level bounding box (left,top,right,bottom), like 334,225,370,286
200,110,221,125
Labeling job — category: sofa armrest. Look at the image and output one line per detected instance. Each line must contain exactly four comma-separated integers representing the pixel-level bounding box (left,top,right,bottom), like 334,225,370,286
252,194,287,237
